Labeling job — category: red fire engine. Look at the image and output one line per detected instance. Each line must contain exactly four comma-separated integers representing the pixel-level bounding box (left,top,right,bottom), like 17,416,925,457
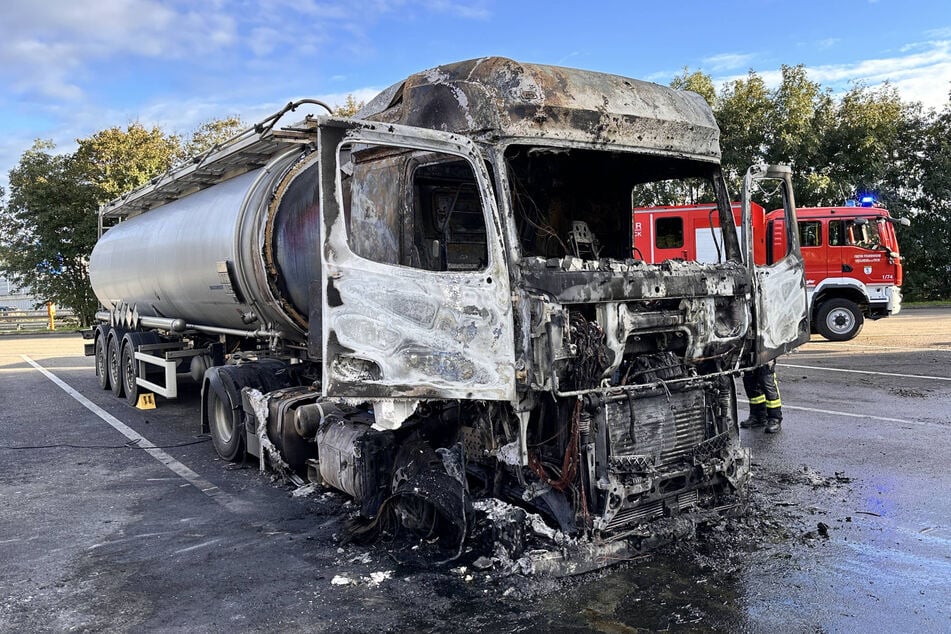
633,200,908,341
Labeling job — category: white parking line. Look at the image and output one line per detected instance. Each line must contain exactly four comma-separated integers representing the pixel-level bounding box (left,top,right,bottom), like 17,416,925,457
21,354,248,514
174,538,222,554
0,366,88,373
780,363,951,382
739,398,944,429
804,341,951,353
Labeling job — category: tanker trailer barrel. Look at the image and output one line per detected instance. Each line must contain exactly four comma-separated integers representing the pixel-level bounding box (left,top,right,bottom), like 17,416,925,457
89,149,323,343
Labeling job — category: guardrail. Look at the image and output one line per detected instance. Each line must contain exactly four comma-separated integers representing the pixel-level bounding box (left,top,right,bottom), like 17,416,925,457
0,310,80,332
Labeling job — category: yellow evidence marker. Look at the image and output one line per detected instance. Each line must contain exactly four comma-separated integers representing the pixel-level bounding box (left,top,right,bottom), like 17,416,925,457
136,393,157,409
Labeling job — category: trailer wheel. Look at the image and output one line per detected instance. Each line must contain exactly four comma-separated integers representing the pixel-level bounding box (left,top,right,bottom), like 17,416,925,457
120,332,161,406
205,369,245,462
95,332,110,390
816,298,864,341
121,339,140,405
107,332,125,398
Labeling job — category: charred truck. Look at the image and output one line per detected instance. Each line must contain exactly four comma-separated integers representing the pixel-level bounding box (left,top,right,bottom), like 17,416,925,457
87,58,809,574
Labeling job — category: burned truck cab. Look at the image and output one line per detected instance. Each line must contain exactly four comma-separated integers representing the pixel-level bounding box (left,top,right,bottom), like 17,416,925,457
88,56,806,573
313,58,808,571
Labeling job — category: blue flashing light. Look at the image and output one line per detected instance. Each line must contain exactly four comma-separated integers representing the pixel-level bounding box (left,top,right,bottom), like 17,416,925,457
844,200,857,207
860,195,875,207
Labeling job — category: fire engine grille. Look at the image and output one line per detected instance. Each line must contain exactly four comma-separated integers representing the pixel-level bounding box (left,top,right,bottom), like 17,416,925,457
605,390,707,467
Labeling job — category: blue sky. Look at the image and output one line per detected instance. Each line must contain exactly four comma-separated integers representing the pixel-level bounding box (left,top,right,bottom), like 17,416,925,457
1,0,950,192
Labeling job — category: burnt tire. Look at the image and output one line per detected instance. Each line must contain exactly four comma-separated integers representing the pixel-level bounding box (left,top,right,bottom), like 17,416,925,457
121,338,140,406
95,332,110,390
816,298,864,341
205,371,245,462
107,333,124,398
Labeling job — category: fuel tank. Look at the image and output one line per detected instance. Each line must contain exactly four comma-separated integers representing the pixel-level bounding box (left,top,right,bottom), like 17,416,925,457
89,151,321,342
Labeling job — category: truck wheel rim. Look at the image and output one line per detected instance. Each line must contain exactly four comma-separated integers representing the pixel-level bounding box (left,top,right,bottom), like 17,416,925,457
124,348,136,392
96,340,107,376
826,308,855,334
109,343,121,384
212,395,234,443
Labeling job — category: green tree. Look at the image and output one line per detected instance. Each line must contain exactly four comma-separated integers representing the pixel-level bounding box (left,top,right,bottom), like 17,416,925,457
900,95,951,300
819,83,906,204
766,65,835,206
74,123,180,201
714,71,774,192
332,94,365,117
670,67,716,107
0,141,101,325
676,64,940,299
0,119,234,325
179,116,244,161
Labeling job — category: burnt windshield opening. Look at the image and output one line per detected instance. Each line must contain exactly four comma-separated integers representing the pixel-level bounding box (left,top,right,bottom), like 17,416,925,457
340,143,490,272
504,145,738,262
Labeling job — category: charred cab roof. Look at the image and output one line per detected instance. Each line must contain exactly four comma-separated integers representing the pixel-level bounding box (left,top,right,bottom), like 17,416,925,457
360,56,721,162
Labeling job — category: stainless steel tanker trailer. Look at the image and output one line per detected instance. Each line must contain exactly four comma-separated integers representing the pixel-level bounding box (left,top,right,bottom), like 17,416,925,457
87,57,808,574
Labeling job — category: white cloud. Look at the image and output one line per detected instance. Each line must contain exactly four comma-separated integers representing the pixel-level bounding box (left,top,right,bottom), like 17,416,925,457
0,0,472,193
248,26,282,57
0,1,237,101
713,39,951,109
925,27,951,38
644,69,680,84
556,51,584,66
0,85,384,194
424,0,491,19
0,0,492,104
93,88,383,144
806,41,951,108
702,53,756,72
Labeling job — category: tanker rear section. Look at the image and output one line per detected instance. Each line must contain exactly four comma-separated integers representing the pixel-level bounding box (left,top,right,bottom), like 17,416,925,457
87,57,808,574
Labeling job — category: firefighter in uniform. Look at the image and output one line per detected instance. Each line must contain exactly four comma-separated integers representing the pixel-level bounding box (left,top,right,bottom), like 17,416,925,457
740,361,782,433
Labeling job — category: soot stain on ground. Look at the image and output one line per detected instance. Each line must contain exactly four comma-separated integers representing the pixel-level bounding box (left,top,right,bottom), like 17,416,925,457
251,460,858,632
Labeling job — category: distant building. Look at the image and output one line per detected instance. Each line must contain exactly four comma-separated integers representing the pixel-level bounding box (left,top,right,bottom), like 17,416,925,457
0,273,37,311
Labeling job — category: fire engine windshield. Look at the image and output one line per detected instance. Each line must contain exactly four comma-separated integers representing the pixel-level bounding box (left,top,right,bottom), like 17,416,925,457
830,218,885,250
503,145,739,262
855,221,882,249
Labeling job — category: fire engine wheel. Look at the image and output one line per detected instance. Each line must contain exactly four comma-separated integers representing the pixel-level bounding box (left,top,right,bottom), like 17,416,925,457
107,333,125,398
121,339,140,406
816,298,864,341
206,379,245,462
95,333,110,390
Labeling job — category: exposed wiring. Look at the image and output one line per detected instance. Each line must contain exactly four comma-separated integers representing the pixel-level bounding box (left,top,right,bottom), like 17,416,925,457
565,312,609,391
506,156,569,256
529,398,581,491
753,179,783,200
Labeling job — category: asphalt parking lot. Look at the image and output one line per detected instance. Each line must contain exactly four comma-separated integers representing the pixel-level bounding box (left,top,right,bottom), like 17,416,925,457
1,308,949,632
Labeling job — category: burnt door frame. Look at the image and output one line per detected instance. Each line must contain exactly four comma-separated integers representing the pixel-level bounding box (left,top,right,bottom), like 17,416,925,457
316,118,516,402
741,164,810,364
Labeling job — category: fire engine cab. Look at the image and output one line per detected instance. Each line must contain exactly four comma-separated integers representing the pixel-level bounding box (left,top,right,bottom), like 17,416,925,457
633,200,909,341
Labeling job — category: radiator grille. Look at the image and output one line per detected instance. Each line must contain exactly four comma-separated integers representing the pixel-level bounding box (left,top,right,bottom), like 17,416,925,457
604,489,701,532
606,390,707,467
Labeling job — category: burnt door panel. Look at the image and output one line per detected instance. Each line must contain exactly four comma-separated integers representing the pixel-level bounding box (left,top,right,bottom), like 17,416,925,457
741,165,809,364
317,119,516,400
